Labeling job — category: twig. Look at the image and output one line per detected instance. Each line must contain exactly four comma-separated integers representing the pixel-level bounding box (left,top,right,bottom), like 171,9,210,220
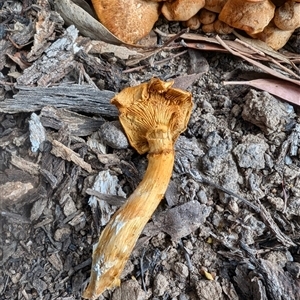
178,239,193,282
123,50,187,73
86,189,126,206
140,248,147,292
257,199,296,247
187,168,261,213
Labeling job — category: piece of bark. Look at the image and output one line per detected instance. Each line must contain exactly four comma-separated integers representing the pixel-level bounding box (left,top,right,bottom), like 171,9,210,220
40,106,105,136
0,84,117,117
0,168,36,185
0,241,17,267
88,170,126,226
10,154,40,175
30,196,48,221
50,139,92,173
26,9,64,62
75,49,122,91
254,258,300,300
1,181,34,203
29,113,47,153
86,189,126,206
0,40,15,70
20,184,47,208
17,25,78,86
10,19,35,48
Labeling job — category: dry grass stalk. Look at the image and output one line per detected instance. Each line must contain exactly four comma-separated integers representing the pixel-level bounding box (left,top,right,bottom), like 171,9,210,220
82,78,193,299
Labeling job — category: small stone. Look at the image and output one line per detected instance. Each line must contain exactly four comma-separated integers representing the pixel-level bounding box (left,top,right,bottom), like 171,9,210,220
32,278,47,295
99,121,129,149
48,253,63,271
172,262,189,278
112,279,146,300
10,272,21,284
153,273,169,297
267,196,284,211
54,227,71,242
196,280,223,300
197,190,208,204
30,197,47,221
228,199,239,214
62,195,77,216
263,251,292,268
179,294,189,300
202,100,214,113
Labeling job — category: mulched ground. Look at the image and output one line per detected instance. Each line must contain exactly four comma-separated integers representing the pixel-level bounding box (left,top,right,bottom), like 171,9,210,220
1,1,300,300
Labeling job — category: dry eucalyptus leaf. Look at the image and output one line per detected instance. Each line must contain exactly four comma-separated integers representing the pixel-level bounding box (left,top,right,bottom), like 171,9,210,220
54,0,123,44
216,36,300,87
233,31,294,67
224,78,300,107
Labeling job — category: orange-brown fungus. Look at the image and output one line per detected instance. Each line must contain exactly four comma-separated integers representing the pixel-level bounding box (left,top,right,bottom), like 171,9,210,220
82,78,193,299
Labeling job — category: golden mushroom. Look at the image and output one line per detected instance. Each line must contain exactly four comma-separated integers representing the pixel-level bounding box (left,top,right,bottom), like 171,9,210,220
91,0,160,43
218,0,276,34
202,19,233,33
251,20,294,50
274,0,300,31
161,0,205,21
199,8,217,25
82,78,193,299
182,15,202,30
204,0,228,13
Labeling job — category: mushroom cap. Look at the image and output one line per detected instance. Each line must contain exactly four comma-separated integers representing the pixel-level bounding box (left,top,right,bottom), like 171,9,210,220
162,0,205,21
219,0,276,34
214,19,234,34
204,0,228,13
251,20,294,50
111,78,193,154
274,1,300,31
199,8,217,25
183,15,201,30
91,0,160,44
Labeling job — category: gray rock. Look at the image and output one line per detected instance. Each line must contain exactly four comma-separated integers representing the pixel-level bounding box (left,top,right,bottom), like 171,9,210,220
172,262,189,278
197,190,208,204
99,121,129,149
233,134,268,169
242,89,295,134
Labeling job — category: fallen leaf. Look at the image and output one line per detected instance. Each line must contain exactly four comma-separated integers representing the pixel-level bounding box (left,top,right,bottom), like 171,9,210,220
223,78,300,107
173,73,206,90
233,31,295,67
54,0,123,44
216,36,300,87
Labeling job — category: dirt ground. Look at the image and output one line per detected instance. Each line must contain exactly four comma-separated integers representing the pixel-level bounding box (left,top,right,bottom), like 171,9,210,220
1,1,300,300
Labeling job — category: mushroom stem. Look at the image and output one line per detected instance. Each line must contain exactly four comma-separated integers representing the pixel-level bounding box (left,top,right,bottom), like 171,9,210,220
83,151,174,299
82,78,193,300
